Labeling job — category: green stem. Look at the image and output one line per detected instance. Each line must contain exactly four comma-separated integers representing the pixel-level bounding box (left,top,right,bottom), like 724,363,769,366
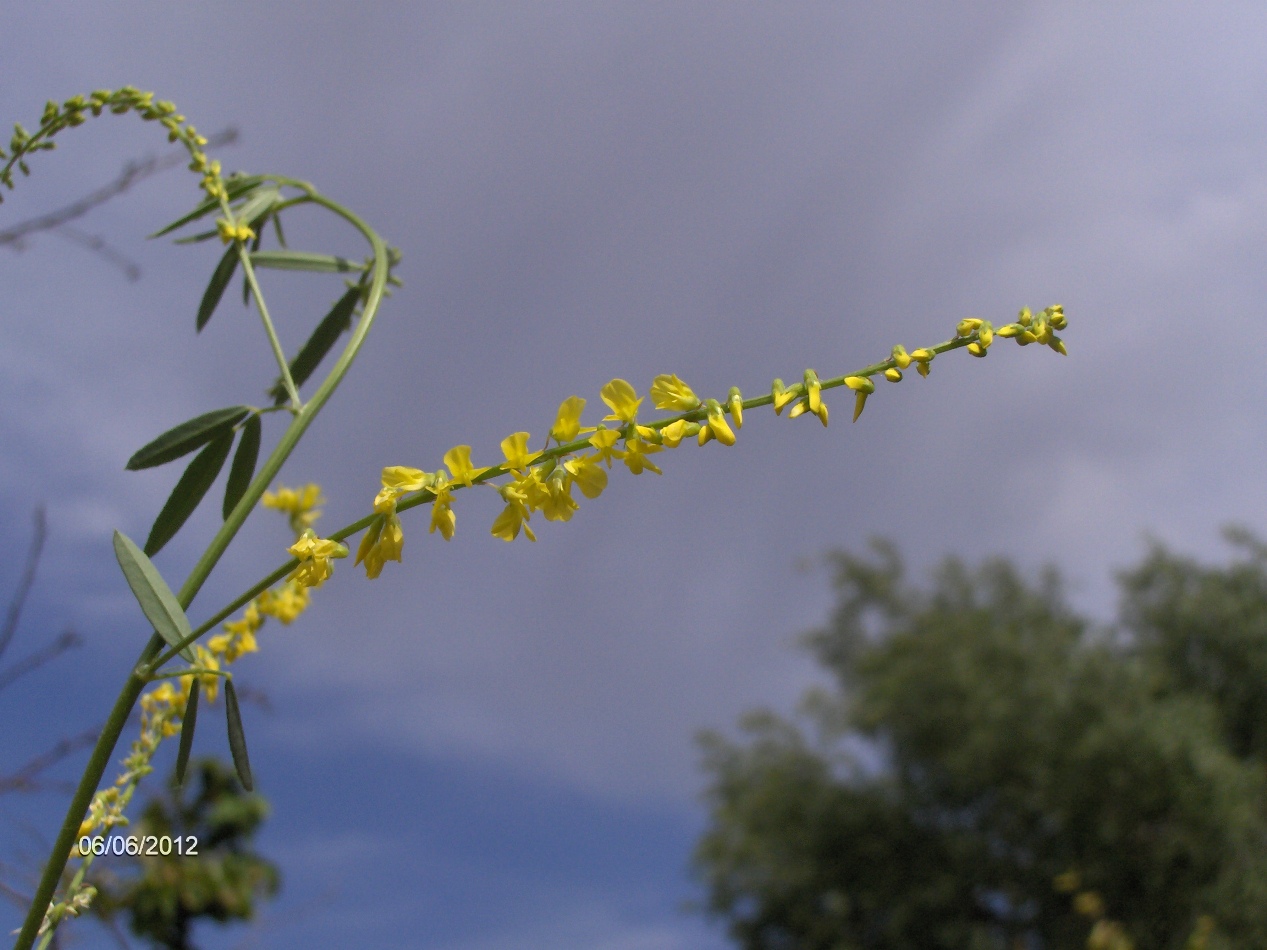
13,183,391,950
237,242,301,408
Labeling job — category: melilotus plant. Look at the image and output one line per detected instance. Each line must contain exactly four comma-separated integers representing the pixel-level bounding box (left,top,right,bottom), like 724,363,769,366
3,88,1070,950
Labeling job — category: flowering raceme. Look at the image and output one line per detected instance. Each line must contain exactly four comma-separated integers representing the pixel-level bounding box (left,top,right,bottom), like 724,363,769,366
345,306,1067,570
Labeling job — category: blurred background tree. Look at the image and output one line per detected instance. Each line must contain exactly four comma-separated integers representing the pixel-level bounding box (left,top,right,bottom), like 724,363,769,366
694,533,1267,950
88,758,280,950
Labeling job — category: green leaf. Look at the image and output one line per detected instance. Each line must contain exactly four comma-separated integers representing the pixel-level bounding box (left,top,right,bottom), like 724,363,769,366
112,529,195,663
233,187,280,232
126,406,250,471
148,174,268,238
223,414,261,519
249,250,361,274
198,245,239,332
172,228,219,245
174,678,199,787
224,679,253,791
144,430,234,556
269,285,361,405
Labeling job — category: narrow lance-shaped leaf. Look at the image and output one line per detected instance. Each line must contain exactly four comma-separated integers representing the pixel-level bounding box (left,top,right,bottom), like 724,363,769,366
249,250,361,274
224,679,253,791
223,414,261,519
148,174,268,239
269,285,361,405
126,405,250,471
112,530,195,663
144,430,234,557
198,245,239,333
173,678,200,787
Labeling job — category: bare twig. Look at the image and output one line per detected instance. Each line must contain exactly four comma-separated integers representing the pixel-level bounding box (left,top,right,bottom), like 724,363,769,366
0,729,99,795
0,630,83,693
0,127,239,280
0,506,45,662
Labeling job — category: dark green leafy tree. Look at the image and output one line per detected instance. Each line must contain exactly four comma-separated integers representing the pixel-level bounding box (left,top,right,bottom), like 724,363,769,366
695,533,1267,950
89,758,280,949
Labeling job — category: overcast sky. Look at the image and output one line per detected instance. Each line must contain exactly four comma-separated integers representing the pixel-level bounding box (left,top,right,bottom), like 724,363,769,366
4,3,1267,948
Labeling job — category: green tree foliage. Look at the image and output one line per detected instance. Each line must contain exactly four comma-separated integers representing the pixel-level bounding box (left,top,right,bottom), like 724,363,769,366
694,534,1267,949
89,758,279,949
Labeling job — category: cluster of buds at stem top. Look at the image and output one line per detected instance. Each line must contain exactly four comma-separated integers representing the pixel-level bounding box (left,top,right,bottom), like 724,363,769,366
349,305,1069,575
961,304,1067,356
1,88,222,202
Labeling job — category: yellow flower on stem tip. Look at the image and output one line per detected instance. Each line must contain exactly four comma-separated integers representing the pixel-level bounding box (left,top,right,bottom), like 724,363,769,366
649,374,701,411
622,437,662,474
444,445,486,487
844,375,875,422
564,453,608,499
430,482,457,540
540,468,580,522
600,378,643,423
216,217,255,244
698,399,736,446
891,345,912,370
771,379,798,415
588,428,626,467
551,396,590,442
727,387,744,428
500,432,540,471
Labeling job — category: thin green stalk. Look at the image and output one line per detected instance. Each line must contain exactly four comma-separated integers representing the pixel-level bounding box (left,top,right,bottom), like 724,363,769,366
238,244,301,408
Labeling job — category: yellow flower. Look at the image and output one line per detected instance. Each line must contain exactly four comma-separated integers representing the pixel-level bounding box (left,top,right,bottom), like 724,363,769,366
789,397,829,427
540,468,580,522
589,428,626,467
600,378,643,423
803,371,822,414
956,317,983,337
491,481,536,542
844,375,874,422
727,387,744,428
698,399,736,446
649,374,701,411
977,321,994,348
444,445,485,487
258,581,309,622
551,396,589,443
287,529,347,589
356,517,388,578
262,483,325,532
884,368,903,382
564,453,608,499
622,437,662,474
910,348,934,378
658,419,696,447
771,378,798,415
216,217,256,244
1074,891,1106,919
890,345,912,370
192,646,221,704
430,481,457,540
500,432,540,471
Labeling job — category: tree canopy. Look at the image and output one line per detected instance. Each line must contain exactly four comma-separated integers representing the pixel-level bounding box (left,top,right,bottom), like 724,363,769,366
694,533,1267,949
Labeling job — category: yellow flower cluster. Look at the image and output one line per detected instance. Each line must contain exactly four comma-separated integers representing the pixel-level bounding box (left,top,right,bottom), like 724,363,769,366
72,483,329,863
353,306,1068,574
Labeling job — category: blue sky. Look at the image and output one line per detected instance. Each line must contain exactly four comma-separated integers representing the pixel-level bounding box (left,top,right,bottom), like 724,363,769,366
4,3,1267,947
